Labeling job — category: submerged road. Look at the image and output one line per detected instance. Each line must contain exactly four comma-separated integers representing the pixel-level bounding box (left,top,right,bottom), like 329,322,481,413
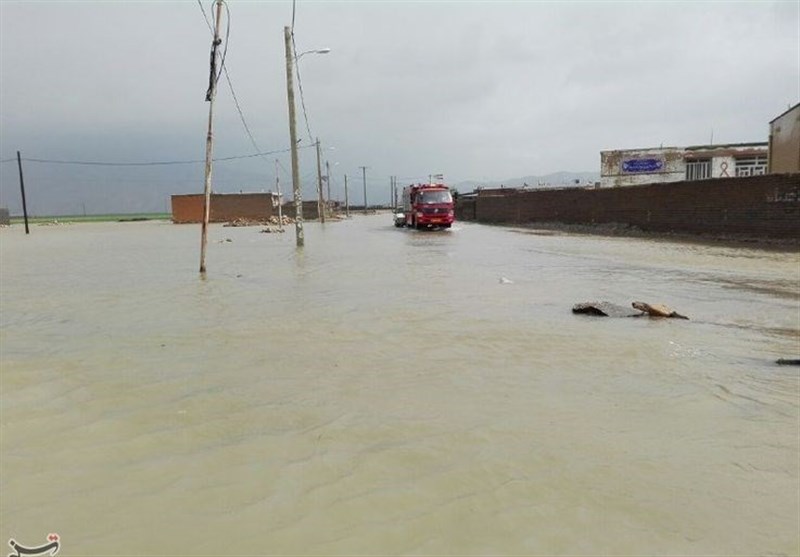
1,214,799,555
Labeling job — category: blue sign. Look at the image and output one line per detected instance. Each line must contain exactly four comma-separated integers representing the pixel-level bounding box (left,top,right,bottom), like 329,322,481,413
622,158,664,173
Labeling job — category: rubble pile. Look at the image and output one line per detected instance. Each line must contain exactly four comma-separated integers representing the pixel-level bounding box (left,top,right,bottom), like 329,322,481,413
224,215,295,227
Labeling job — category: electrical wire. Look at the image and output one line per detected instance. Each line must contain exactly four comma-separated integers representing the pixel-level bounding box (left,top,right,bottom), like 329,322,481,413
4,145,314,167
292,32,315,144
201,0,230,101
198,0,274,169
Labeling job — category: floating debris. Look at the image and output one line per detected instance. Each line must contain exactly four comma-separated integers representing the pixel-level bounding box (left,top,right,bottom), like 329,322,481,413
632,301,689,319
573,301,689,319
499,277,514,284
572,301,642,317
776,358,800,366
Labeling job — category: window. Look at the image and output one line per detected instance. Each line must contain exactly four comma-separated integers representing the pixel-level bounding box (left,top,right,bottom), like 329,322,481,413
418,191,453,204
686,159,711,180
735,155,767,177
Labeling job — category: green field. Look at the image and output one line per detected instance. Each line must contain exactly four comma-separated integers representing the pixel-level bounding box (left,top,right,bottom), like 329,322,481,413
9,213,172,224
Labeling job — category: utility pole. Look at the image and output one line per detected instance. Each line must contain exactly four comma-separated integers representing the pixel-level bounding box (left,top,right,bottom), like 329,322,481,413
16,151,29,234
275,158,283,232
325,160,331,206
344,174,350,218
389,177,393,210
284,25,304,247
199,0,224,274
360,166,368,215
315,138,325,223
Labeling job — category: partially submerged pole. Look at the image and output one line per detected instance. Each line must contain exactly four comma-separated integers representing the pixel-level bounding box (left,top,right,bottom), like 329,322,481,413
344,174,350,218
16,151,29,234
284,25,304,247
199,0,224,274
361,166,368,215
325,160,331,207
315,138,325,223
275,158,283,232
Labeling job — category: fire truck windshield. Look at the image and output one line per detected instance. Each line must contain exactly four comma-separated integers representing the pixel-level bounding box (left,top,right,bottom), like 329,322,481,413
418,190,452,204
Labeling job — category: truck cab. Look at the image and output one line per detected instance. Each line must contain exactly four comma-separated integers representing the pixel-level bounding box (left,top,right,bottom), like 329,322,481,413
402,184,455,229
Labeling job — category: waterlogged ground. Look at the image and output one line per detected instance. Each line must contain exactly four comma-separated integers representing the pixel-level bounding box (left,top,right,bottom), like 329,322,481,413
1,216,798,556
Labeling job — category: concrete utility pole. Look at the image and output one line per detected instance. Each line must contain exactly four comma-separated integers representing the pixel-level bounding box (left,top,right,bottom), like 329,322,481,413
199,0,224,274
344,174,350,218
315,138,325,223
284,26,304,247
360,166,368,215
325,160,331,206
16,151,29,234
275,158,283,232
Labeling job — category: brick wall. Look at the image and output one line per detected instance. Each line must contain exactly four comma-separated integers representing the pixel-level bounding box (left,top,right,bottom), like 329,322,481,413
171,193,275,224
457,174,800,240
282,200,320,220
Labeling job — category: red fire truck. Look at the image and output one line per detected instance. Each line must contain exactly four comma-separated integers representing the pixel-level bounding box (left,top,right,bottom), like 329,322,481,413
401,183,455,229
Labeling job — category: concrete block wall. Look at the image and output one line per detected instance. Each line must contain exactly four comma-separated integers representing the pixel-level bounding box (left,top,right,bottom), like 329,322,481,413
457,174,800,240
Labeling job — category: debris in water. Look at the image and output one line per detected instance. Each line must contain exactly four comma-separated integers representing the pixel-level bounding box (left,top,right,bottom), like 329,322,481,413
632,301,689,319
572,301,689,319
572,301,643,317
499,277,514,284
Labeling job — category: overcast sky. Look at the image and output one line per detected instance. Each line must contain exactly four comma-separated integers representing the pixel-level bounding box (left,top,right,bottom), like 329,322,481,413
0,0,798,214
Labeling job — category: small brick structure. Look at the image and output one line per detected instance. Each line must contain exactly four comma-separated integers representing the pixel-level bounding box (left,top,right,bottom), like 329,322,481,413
171,193,277,224
456,173,800,240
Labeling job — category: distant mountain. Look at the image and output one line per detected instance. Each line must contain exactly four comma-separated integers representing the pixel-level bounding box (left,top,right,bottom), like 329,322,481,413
452,171,600,192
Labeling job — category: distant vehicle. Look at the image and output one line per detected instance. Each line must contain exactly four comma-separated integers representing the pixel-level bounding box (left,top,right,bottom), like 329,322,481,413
401,183,455,229
393,208,406,227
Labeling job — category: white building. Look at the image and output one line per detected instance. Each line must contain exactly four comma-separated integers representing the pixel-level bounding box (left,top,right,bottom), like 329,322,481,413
600,142,768,188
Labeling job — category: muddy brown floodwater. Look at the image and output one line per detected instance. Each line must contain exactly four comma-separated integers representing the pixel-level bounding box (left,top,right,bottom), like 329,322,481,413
1,215,798,555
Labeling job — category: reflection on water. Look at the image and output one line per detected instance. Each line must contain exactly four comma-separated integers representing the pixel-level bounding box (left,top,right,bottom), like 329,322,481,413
1,217,798,555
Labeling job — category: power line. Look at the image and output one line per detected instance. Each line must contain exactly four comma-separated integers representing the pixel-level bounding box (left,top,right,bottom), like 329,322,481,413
1,145,314,167
197,0,269,167
292,32,314,143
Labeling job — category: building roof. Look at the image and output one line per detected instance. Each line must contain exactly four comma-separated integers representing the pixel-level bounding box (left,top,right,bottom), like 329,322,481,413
601,142,767,154
684,142,767,151
769,102,800,123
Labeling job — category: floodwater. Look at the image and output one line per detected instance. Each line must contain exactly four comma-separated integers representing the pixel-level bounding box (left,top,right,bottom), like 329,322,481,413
1,215,798,556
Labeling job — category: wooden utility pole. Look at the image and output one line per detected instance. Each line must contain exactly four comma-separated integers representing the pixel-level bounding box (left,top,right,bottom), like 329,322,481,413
16,151,29,234
199,0,223,274
360,166,368,214
344,174,350,217
275,158,283,232
284,25,304,247
315,138,325,223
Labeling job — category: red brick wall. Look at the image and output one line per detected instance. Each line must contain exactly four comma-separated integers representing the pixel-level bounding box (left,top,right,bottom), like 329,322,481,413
457,174,800,239
171,193,275,224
